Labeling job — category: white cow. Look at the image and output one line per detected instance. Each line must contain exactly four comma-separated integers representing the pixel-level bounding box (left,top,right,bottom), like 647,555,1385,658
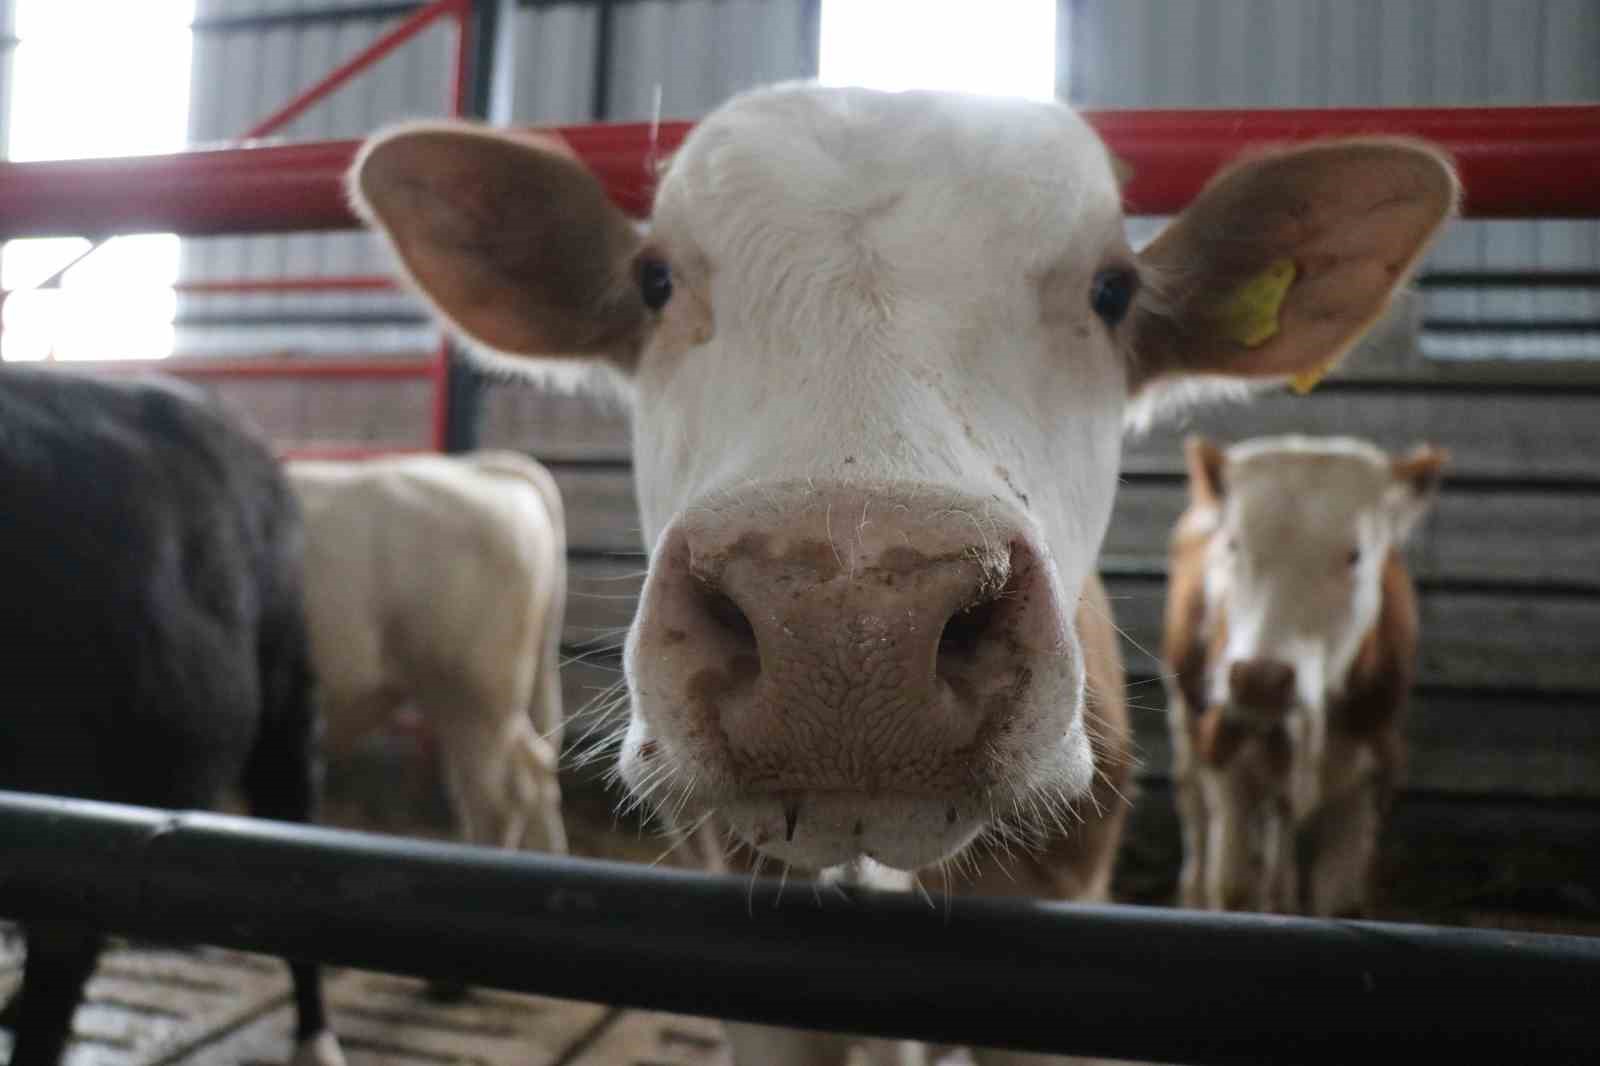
347,83,1456,1064
1162,434,1446,918
288,451,567,856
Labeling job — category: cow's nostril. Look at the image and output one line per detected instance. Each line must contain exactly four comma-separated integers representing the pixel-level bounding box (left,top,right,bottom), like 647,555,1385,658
938,595,1003,660
696,579,757,647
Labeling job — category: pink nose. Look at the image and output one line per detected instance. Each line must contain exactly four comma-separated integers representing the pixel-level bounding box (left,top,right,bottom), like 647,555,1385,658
633,489,1063,794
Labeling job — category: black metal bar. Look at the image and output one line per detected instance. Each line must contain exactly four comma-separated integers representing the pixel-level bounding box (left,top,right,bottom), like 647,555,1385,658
436,0,504,455
1,791,1596,1065
191,3,426,34
174,312,431,328
591,0,615,122
1093,565,1600,602
1424,318,1600,333
1420,271,1600,289
1114,469,1600,494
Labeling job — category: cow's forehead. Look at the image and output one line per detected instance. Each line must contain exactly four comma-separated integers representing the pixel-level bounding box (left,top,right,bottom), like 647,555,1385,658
652,84,1123,270
1225,439,1394,539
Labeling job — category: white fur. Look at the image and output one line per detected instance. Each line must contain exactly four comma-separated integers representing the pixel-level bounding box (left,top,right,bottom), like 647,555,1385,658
613,86,1129,869
1206,434,1408,711
288,451,568,855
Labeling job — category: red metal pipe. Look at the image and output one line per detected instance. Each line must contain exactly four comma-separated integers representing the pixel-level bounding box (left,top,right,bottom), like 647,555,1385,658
1083,105,1600,219
449,0,471,117
0,106,1592,240
0,140,363,238
64,357,436,380
241,0,471,141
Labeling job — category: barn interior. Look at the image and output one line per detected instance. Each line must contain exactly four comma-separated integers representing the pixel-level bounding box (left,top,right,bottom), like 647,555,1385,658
0,1,1596,1064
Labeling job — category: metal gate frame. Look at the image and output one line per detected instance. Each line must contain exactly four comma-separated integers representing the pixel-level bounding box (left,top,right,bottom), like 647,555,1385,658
1,791,1596,1065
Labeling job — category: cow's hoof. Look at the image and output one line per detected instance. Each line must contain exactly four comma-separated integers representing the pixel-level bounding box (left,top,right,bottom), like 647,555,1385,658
290,1029,347,1066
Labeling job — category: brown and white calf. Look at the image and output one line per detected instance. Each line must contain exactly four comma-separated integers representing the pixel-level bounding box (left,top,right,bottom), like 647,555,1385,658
289,451,568,857
1162,434,1447,918
347,83,1453,1062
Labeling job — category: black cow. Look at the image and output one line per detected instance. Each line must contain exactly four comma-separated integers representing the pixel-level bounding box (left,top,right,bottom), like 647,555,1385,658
0,368,342,1066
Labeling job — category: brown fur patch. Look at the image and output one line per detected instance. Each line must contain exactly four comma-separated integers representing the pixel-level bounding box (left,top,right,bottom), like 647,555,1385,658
1162,500,1216,722
1332,550,1418,796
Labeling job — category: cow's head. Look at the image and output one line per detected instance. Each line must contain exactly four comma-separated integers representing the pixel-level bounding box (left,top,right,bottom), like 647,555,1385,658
1182,434,1446,908
350,84,1456,871
1184,434,1446,719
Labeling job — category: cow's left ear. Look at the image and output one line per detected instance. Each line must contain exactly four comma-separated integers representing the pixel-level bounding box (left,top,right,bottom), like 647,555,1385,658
1132,138,1458,392
1385,443,1449,542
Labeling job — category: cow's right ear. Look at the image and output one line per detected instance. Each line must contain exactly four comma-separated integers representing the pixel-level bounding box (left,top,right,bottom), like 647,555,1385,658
1184,435,1227,505
349,121,649,370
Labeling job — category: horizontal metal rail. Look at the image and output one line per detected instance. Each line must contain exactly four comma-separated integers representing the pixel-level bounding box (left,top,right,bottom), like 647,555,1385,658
284,444,433,461
64,357,435,380
1420,270,1600,289
0,790,1595,1065
0,105,1595,239
171,275,398,295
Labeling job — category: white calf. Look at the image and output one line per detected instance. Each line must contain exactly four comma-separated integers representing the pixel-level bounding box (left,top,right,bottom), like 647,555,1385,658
347,83,1456,1064
289,451,567,855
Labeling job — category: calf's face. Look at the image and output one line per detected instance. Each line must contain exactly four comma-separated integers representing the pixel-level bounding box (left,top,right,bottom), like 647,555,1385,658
350,85,1455,871
1185,435,1446,717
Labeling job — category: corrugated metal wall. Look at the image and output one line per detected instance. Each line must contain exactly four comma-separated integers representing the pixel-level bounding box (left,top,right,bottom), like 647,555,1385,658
0,0,14,158
506,0,816,123
179,0,456,362
167,0,1594,447
175,0,815,448
1062,0,1600,356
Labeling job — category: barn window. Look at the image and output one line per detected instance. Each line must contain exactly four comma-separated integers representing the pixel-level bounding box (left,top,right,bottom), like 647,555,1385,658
1,0,194,362
818,0,1058,102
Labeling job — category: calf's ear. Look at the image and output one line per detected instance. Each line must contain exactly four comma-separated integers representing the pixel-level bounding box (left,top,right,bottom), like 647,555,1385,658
1132,138,1458,393
348,121,648,370
1386,443,1449,542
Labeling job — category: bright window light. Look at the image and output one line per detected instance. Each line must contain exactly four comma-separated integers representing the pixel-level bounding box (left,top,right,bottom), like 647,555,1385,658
818,0,1056,101
2,1,194,362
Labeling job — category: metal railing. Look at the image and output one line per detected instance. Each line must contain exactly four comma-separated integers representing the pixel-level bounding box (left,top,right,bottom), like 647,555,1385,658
0,790,1595,1065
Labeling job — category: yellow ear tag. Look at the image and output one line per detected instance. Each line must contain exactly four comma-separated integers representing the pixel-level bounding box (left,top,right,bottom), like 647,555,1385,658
1217,258,1296,349
1287,353,1339,395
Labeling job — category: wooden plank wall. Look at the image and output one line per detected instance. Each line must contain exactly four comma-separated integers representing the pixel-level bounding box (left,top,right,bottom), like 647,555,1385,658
490,297,1599,924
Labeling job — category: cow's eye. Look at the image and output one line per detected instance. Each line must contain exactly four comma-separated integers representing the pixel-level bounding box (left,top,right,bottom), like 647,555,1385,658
638,257,673,311
1090,268,1137,327
1346,547,1362,568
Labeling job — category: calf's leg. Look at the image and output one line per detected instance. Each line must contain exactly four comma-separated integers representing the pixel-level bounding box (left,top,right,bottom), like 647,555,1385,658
438,703,567,855
1173,771,1209,909
245,628,346,1066
1301,782,1383,919
6,920,102,1066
